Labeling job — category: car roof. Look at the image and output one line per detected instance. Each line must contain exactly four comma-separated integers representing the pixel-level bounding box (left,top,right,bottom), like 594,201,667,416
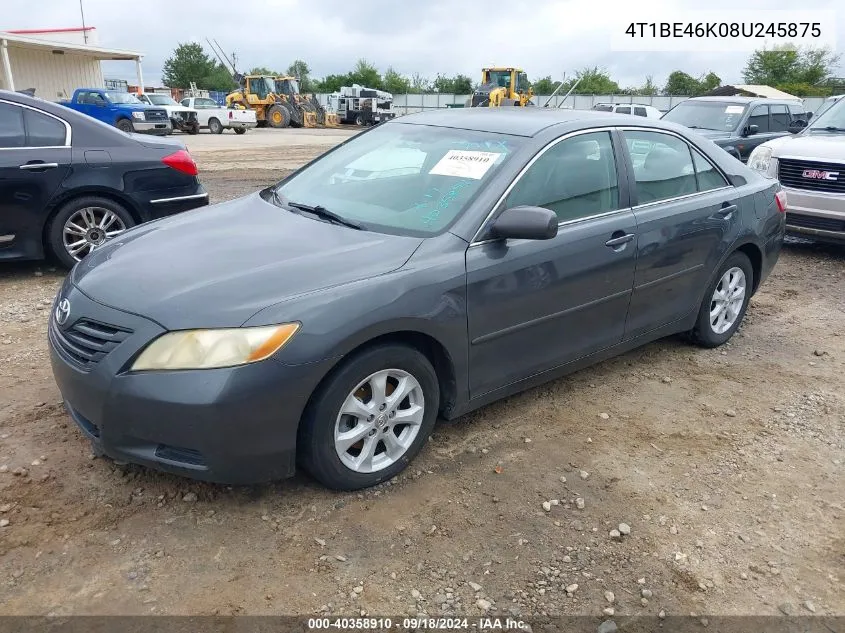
681,96,798,105
396,107,641,136
0,88,82,119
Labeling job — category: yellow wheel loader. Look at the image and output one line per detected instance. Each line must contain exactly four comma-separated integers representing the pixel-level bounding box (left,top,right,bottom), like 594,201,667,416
469,67,534,107
226,75,337,128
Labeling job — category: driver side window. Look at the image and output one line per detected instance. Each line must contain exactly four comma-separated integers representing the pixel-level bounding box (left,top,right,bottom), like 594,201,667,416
503,131,620,223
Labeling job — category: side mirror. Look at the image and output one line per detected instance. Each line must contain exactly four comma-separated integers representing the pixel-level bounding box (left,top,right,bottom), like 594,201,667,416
743,124,759,137
788,120,807,133
806,112,814,120
490,206,558,241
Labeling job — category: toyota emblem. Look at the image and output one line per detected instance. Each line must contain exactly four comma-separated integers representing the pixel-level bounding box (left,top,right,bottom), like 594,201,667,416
55,299,71,326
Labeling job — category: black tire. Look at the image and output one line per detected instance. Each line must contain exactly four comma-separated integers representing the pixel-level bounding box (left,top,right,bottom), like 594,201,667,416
187,123,199,135
116,118,134,133
267,105,290,128
234,127,246,135
354,113,364,126
689,251,754,348
47,195,136,269
299,344,440,491
208,118,224,134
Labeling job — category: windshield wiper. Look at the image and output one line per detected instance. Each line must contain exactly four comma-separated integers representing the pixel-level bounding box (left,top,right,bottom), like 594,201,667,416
687,125,719,131
287,201,363,230
811,126,845,133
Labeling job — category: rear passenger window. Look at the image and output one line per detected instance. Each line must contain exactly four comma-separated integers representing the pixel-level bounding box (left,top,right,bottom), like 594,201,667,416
634,107,647,117
616,106,631,114
623,130,696,204
24,109,66,146
503,131,619,223
747,105,770,132
0,102,26,148
691,148,729,191
770,105,790,132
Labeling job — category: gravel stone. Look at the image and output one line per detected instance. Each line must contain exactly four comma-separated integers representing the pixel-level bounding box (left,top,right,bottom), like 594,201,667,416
182,493,198,503
598,621,618,633
618,523,631,535
575,498,585,510
476,598,492,611
0,519,9,528
604,590,615,603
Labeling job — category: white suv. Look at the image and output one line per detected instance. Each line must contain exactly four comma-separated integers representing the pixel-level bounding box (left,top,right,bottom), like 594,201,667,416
592,103,662,119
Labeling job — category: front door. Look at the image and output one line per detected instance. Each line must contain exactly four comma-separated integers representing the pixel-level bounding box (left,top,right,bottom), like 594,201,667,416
465,129,638,398
0,100,71,256
737,105,786,161
619,128,741,339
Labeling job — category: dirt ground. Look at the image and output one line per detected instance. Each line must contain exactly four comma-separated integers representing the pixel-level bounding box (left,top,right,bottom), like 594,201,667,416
0,139,843,620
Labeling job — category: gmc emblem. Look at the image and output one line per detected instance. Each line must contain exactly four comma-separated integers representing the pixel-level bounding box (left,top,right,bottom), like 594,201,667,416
802,169,839,181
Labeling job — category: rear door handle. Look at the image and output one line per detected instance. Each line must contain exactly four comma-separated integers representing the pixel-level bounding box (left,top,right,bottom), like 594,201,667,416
605,233,636,248
712,203,737,220
19,162,59,171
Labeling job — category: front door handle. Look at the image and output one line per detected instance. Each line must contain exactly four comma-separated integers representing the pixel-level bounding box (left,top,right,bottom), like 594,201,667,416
605,233,636,248
19,162,59,171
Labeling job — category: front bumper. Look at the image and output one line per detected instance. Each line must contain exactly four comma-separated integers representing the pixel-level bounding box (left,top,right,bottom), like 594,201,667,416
782,186,845,244
133,120,173,136
48,284,333,484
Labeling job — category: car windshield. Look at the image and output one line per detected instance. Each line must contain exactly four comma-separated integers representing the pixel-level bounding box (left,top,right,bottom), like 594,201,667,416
106,91,142,104
270,123,524,237
806,97,845,132
275,78,299,95
485,70,512,89
662,101,748,131
146,94,179,106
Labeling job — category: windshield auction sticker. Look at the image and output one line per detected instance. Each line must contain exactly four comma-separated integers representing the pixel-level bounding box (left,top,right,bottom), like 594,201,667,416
429,150,501,179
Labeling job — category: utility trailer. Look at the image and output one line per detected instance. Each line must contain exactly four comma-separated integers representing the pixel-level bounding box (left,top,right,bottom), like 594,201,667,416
326,85,395,126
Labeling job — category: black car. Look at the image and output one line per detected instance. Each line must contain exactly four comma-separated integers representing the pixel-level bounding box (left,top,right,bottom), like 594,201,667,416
0,90,208,268
661,96,810,163
49,108,785,491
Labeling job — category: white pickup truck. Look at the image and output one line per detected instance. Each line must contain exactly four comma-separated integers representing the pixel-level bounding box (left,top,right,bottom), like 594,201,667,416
179,96,257,134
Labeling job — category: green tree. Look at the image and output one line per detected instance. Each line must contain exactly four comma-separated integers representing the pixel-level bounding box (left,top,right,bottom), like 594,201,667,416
663,71,701,95
409,72,431,94
742,45,840,89
565,67,621,94
349,59,382,89
382,67,411,95
532,76,562,95
286,59,315,92
451,74,473,94
162,42,232,90
248,66,277,76
313,73,352,93
634,75,659,96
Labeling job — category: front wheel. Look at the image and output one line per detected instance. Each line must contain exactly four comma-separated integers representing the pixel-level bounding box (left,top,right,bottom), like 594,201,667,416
689,251,753,348
299,344,439,490
208,118,224,134
116,119,134,133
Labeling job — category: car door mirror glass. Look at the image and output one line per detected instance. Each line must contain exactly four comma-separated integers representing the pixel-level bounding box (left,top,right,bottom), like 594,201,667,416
490,206,558,241
743,124,758,136
788,120,806,133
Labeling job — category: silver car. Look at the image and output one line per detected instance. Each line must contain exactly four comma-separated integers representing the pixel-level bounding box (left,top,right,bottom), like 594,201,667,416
747,97,845,244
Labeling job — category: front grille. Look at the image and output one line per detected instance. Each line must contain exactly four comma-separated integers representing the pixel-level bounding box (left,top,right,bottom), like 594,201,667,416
778,158,845,193
786,213,845,233
155,445,206,467
144,109,168,122
49,318,132,371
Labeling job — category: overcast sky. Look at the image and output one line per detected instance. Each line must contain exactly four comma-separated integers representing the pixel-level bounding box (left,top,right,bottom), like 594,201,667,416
4,0,842,90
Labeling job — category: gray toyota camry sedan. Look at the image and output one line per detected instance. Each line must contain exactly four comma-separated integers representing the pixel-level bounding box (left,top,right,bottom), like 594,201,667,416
49,108,785,490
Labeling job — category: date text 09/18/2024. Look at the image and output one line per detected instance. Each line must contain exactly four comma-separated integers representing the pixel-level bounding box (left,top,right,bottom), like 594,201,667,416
307,617,528,630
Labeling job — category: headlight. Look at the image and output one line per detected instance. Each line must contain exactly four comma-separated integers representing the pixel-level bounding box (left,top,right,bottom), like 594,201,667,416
131,323,300,371
747,146,774,175
132,111,146,121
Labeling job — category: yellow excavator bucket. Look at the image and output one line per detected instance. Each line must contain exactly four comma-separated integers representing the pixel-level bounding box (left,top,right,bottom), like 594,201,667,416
323,112,340,127
303,111,318,128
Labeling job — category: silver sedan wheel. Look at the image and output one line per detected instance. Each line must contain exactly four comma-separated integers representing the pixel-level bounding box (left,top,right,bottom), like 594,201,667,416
334,369,425,474
710,266,746,335
63,207,127,261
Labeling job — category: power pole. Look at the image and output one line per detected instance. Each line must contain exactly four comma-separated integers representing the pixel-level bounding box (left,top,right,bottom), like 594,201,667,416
79,0,88,43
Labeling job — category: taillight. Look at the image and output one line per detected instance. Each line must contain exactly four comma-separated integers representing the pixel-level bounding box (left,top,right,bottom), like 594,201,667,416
162,149,198,176
228,111,233,119
775,190,787,213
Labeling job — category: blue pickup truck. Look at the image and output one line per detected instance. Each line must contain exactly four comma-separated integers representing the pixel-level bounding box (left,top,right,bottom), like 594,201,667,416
59,88,172,135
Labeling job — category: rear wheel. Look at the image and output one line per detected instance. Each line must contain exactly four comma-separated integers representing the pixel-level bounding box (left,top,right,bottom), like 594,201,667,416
47,196,135,269
267,105,290,128
355,113,365,126
689,252,753,348
208,118,224,134
116,119,134,133
234,127,246,135
299,344,439,490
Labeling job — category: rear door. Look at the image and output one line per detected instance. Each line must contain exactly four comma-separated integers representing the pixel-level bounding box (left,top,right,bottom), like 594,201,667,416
465,129,638,397
0,100,72,257
620,127,740,339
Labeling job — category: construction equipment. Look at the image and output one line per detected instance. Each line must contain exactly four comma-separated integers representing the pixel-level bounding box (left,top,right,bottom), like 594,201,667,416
326,84,395,126
469,67,534,107
205,39,336,128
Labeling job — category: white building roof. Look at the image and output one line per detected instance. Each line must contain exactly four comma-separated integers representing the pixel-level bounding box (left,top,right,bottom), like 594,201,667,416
1,31,141,61
732,84,799,100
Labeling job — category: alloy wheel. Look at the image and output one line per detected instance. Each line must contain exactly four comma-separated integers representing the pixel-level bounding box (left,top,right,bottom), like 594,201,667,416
62,207,127,261
710,266,746,334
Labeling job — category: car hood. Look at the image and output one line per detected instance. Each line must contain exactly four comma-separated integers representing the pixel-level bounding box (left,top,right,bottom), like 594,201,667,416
159,105,197,115
71,192,424,329
764,132,845,161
